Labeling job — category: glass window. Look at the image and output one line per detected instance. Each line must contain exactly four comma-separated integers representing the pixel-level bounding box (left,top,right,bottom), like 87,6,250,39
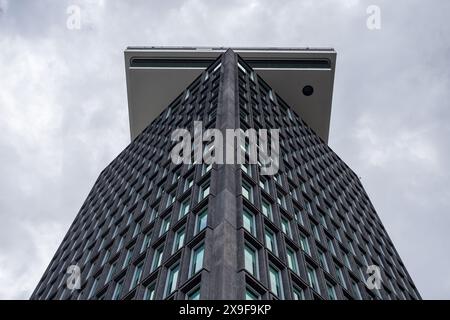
335,228,342,242
148,206,158,223
126,213,133,226
274,174,283,186
202,163,212,175
105,262,116,284
101,249,110,266
336,266,347,289
173,227,186,253
187,286,201,300
165,263,180,297
261,200,273,220
116,236,124,253
179,199,190,219
295,210,304,226
195,209,208,234
243,210,256,235
160,216,171,236
312,224,321,241
151,245,164,271
112,279,124,300
122,246,134,269
245,287,260,300
87,277,98,299
199,182,210,201
144,282,156,300
86,262,95,279
259,176,270,193
244,244,258,277
171,170,180,185
132,221,141,238
307,266,320,293
327,282,338,300
156,186,163,199
269,266,283,298
305,202,313,215
264,228,277,255
281,217,292,238
293,286,305,300
286,247,299,274
130,262,144,289
140,231,152,253
277,193,287,210
166,190,176,208
327,238,336,256
242,183,253,202
343,252,352,270
299,234,311,255
191,243,205,276
184,175,194,192
241,163,251,177
318,250,329,273
320,214,328,229
352,281,363,300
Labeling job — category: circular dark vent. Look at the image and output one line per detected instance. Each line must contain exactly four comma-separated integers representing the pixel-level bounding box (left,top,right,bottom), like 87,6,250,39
302,85,314,97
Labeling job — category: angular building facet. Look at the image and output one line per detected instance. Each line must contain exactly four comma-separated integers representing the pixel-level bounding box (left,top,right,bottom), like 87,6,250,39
31,49,420,300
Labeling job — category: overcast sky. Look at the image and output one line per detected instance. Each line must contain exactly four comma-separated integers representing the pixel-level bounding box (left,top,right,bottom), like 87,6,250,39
0,0,449,299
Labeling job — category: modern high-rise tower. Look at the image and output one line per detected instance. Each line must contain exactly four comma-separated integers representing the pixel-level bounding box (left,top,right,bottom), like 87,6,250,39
31,48,420,300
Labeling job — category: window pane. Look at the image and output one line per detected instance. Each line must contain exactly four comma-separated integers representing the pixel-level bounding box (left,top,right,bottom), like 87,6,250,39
293,287,305,300
140,232,152,253
184,176,193,191
166,264,180,296
259,177,269,192
105,263,116,284
144,283,156,300
133,221,141,238
300,235,311,255
261,201,272,220
242,184,252,202
173,228,185,253
112,279,123,300
307,267,320,293
281,218,292,237
130,262,144,289
327,238,336,256
196,210,207,233
352,281,363,300
87,278,98,299
336,266,347,289
187,287,201,300
243,210,255,235
318,250,329,272
200,183,210,200
286,248,299,274
152,246,164,271
191,244,205,276
264,229,277,255
244,245,258,277
160,217,171,236
179,200,190,219
269,266,282,297
327,282,337,300
245,288,259,300
123,247,134,269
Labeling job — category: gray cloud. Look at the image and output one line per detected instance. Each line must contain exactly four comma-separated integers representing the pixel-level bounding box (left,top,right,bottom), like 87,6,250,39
0,0,448,299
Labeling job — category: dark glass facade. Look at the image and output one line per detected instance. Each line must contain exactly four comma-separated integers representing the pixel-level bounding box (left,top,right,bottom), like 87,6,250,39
31,50,420,300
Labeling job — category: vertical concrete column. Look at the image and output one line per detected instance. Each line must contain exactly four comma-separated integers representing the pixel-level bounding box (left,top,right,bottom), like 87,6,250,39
207,49,240,299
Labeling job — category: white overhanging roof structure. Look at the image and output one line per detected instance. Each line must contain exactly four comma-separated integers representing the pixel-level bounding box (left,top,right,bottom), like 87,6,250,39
124,47,336,143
